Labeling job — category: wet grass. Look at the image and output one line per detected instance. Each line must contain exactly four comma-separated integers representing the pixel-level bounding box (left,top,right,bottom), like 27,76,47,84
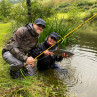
0,23,68,97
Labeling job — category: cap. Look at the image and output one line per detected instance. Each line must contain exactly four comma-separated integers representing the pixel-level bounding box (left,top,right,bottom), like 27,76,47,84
49,32,59,41
34,18,46,28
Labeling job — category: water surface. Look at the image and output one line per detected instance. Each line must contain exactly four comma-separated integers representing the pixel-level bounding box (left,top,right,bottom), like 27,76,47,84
61,22,97,97
39,22,97,97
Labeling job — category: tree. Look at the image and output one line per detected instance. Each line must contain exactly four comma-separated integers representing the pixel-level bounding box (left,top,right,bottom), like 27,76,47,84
26,0,32,22
0,0,12,21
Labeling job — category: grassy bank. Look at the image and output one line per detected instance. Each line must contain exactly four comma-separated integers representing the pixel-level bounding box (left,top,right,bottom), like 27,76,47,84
42,0,97,21
0,23,68,97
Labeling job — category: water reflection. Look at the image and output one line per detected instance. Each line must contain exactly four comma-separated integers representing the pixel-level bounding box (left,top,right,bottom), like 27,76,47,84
37,23,97,97
64,23,97,97
66,45,97,97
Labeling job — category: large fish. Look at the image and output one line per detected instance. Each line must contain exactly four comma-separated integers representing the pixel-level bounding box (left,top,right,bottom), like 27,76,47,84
50,48,74,57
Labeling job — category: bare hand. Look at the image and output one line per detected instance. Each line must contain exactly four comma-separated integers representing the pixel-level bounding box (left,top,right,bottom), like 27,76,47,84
44,50,54,56
26,57,35,67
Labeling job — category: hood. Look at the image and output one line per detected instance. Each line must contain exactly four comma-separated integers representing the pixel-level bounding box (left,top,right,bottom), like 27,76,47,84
25,23,39,37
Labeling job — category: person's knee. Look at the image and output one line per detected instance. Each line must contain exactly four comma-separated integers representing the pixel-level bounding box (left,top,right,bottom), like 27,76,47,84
2,51,10,60
10,61,24,71
2,51,24,71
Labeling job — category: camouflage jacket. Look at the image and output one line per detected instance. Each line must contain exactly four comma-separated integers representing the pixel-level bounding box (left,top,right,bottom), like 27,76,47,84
3,23,39,62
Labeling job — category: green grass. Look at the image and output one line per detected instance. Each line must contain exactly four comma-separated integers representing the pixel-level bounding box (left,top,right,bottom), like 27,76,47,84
52,0,97,21
55,11,93,20
0,23,68,97
55,13,69,19
0,23,11,63
0,23,12,96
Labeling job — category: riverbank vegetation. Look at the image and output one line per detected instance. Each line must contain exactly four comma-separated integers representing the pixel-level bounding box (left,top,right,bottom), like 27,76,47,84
0,0,97,96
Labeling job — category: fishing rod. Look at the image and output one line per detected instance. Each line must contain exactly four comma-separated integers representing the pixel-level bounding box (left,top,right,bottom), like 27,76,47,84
35,13,97,59
24,13,97,67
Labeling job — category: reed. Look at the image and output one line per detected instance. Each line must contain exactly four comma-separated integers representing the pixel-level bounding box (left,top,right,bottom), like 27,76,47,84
38,17,76,48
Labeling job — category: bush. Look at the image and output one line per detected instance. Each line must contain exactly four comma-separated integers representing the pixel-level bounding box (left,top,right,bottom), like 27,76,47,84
0,0,12,22
30,0,55,21
10,2,28,25
9,0,54,26
37,17,76,48
54,2,71,13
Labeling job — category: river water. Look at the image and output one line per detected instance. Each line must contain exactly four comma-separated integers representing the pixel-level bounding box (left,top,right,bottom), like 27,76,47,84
59,22,97,97
39,22,97,97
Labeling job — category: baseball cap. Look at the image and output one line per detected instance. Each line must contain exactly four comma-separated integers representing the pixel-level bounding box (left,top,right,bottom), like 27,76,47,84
34,18,46,28
49,32,59,41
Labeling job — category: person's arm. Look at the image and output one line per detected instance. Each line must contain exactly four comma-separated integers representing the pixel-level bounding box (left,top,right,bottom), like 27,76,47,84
29,43,44,59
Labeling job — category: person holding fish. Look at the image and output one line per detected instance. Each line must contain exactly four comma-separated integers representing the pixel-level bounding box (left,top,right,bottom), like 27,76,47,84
29,32,71,71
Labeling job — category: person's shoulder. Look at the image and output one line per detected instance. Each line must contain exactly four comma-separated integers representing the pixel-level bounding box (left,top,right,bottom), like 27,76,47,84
37,42,45,50
14,26,28,37
17,26,28,32
16,26,28,34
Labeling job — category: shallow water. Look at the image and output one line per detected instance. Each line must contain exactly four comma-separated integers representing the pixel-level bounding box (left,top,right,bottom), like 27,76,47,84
60,22,97,97
39,22,97,97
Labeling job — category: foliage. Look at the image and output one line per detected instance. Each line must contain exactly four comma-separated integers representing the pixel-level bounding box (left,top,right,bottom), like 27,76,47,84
67,3,83,23
8,0,54,25
54,2,71,13
9,0,24,4
52,0,97,21
30,0,55,22
37,17,77,48
10,2,28,25
0,0,97,24
0,0,54,24
0,0,12,22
